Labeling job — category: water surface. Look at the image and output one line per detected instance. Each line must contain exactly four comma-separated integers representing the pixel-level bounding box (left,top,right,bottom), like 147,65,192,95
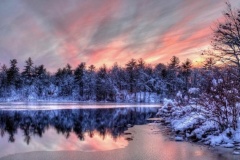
0,104,236,160
0,106,157,157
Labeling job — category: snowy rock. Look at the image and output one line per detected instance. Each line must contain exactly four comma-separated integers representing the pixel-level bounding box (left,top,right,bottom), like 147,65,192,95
176,91,182,98
127,124,133,128
233,131,240,143
188,88,199,94
212,79,217,86
175,136,184,141
233,151,240,155
235,147,240,150
223,143,235,148
204,141,210,145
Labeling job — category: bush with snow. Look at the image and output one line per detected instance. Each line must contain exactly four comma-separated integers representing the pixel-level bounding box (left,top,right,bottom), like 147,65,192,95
157,97,240,146
188,88,199,94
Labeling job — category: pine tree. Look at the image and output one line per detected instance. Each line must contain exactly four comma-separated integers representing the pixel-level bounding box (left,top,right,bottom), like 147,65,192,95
181,59,192,92
126,59,137,93
34,65,49,97
84,65,96,100
7,59,21,88
166,56,181,97
22,57,34,85
0,65,8,97
96,65,115,101
74,63,86,98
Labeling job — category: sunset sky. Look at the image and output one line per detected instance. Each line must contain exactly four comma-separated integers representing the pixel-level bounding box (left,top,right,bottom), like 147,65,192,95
0,0,239,72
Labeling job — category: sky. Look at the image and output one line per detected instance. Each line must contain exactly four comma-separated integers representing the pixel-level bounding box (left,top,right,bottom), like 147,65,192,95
0,0,239,72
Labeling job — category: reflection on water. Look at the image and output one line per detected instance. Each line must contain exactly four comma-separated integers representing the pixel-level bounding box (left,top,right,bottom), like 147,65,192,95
0,107,158,157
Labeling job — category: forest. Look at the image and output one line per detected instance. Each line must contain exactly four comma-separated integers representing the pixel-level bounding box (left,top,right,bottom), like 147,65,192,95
0,53,239,104
0,56,199,102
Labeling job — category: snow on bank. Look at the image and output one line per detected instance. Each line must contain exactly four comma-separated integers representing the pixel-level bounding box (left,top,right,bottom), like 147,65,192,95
157,99,240,148
0,92,161,103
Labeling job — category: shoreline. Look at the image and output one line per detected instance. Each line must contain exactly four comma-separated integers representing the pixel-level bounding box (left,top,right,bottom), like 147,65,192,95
156,100,240,157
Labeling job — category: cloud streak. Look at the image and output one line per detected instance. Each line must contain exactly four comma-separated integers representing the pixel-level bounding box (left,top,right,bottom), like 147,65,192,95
0,0,239,71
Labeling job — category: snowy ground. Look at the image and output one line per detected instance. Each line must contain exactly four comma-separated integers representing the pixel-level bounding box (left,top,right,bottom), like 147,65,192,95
0,91,161,103
157,99,240,155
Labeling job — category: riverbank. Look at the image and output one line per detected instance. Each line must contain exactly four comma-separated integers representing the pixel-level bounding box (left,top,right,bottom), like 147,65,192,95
0,92,161,103
157,99,240,157
0,124,227,160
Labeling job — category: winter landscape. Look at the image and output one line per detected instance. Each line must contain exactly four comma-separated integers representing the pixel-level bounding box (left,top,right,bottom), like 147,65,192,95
1,0,240,160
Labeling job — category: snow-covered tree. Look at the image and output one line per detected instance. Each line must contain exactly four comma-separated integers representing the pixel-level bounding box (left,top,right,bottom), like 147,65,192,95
74,63,86,99
96,65,116,101
198,67,240,131
55,64,74,98
181,59,192,93
0,65,8,98
125,59,137,94
34,65,50,98
84,65,96,100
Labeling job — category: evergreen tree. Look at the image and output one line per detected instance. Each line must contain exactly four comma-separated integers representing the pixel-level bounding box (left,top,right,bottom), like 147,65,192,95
96,65,115,101
22,57,34,85
21,57,36,98
74,63,86,99
55,64,74,97
34,65,50,97
6,59,21,88
153,63,167,96
166,56,182,97
126,59,137,93
0,65,8,97
181,59,192,92
169,56,180,69
84,65,96,100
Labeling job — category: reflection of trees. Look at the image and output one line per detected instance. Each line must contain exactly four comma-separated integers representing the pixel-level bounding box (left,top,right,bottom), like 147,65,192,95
0,107,158,144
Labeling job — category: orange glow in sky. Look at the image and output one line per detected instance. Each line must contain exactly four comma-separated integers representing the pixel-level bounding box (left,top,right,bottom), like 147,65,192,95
0,0,239,71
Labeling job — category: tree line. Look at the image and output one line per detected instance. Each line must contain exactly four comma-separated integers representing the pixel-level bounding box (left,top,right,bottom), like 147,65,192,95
0,56,197,102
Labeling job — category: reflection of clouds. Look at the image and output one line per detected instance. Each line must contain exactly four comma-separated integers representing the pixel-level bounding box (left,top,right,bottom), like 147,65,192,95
0,107,158,157
0,0,239,71
0,128,128,158
38,128,128,152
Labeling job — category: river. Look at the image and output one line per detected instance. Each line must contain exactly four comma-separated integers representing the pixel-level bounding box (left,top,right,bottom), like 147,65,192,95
0,104,236,160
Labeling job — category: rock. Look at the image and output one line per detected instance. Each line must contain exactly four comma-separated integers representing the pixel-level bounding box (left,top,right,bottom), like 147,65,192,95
125,137,133,141
175,136,184,141
233,151,240,155
223,143,234,148
124,132,131,135
160,119,165,123
204,141,210,145
127,124,132,128
187,134,200,142
235,143,240,146
235,147,240,150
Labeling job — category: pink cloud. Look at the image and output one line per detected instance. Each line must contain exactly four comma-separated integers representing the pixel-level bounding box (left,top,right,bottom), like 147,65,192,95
0,0,239,71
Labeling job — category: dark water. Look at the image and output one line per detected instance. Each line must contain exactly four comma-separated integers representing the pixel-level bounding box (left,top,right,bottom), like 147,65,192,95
0,105,237,160
0,106,158,157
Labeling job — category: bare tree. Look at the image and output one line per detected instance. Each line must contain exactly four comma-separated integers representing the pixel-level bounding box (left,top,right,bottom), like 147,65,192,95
207,2,240,75
198,67,240,131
